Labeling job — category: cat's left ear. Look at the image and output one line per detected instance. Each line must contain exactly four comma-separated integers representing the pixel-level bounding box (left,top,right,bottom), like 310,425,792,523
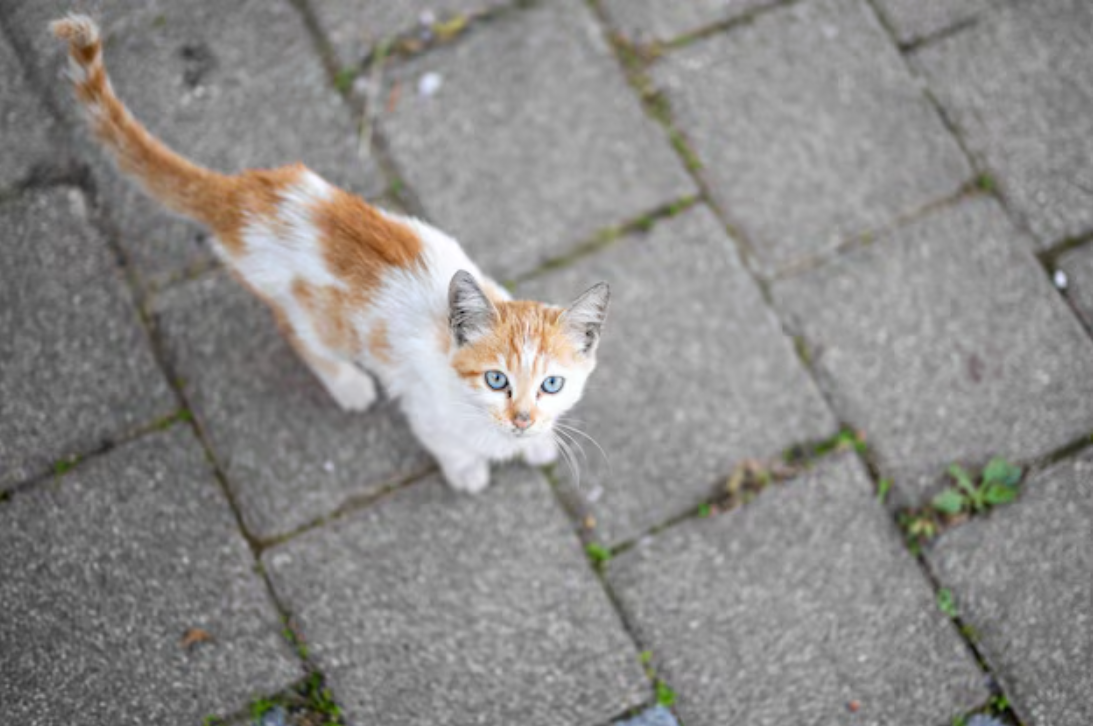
449,270,498,346
561,282,610,356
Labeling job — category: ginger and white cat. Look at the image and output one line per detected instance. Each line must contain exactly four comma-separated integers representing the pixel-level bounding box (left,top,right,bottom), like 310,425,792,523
52,15,609,493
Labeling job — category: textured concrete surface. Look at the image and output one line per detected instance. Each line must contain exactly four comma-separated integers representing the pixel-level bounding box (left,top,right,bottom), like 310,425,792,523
3,0,381,287
0,189,174,489
0,30,60,191
912,0,1093,248
309,0,512,67
652,0,969,274
928,451,1093,726
1059,244,1093,329
152,272,430,541
608,455,988,726
872,0,996,44
0,428,300,725
380,0,695,279
521,206,837,546
263,468,649,726
773,197,1093,503
601,0,779,43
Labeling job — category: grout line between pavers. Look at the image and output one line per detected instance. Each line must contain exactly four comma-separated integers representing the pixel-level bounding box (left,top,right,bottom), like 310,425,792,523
539,474,667,722
766,181,986,282
1037,231,1093,269
653,0,803,54
254,464,436,552
912,552,1026,726
508,194,701,284
0,409,194,502
895,17,980,54
588,0,765,276
873,0,1051,261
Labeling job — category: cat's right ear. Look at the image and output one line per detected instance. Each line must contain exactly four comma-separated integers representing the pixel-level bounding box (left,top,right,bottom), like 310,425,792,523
449,270,498,346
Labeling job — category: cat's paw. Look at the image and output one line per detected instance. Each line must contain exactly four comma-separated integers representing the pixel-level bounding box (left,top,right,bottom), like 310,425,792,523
325,367,377,412
523,435,559,466
442,459,491,494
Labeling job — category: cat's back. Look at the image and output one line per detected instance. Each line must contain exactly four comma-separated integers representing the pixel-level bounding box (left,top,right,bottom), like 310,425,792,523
225,166,431,300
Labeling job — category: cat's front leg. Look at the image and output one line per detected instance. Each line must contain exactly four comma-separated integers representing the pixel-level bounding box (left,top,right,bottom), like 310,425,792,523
523,434,559,466
438,454,491,494
403,402,492,493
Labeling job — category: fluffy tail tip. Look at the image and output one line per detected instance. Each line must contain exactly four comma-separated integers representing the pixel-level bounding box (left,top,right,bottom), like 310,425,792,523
50,14,100,49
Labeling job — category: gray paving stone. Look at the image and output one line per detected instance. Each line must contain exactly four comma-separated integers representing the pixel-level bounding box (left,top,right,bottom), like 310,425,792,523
520,206,837,546
912,0,1093,248
772,197,1093,504
872,0,996,45
601,0,779,44
1058,244,1093,330
263,467,648,726
380,0,695,280
927,451,1093,726
308,0,512,68
607,455,988,726
151,271,430,541
4,0,381,287
0,428,300,725
0,30,61,191
652,0,970,275
0,188,174,489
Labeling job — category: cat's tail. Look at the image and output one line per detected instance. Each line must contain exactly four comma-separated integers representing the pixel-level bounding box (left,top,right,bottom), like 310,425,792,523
51,15,236,229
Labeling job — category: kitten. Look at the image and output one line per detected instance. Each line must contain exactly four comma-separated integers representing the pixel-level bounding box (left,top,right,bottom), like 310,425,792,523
51,15,609,494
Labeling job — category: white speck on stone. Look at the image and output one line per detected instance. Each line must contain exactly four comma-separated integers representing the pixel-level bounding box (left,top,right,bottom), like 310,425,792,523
269,552,292,568
352,76,371,96
587,485,604,503
1054,269,1068,290
419,10,436,26
418,72,443,97
323,460,336,473
821,23,839,39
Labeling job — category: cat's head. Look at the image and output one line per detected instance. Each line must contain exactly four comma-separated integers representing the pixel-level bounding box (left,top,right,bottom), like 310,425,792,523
447,270,609,441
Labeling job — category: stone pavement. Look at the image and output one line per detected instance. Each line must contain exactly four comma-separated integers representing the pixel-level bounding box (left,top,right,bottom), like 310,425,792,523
0,1,1090,725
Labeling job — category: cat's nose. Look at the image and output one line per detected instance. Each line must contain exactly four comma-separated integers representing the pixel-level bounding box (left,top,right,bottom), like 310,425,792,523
513,412,532,430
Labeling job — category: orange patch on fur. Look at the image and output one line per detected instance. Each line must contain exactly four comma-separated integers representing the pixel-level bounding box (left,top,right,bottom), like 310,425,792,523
292,278,362,356
314,190,423,292
368,321,393,364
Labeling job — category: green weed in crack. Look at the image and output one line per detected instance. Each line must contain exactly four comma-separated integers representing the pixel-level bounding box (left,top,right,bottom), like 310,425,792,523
245,672,345,726
951,692,1021,726
585,542,613,571
52,454,80,476
898,457,1024,553
638,650,678,709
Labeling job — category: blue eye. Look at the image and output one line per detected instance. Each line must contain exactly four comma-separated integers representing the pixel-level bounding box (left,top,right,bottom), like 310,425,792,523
485,370,508,390
541,376,565,394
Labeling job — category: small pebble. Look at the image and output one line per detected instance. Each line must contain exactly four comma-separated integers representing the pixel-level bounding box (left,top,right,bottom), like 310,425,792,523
587,485,604,503
323,460,336,473
418,72,443,97
966,715,1005,726
1053,269,1068,290
258,705,287,726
